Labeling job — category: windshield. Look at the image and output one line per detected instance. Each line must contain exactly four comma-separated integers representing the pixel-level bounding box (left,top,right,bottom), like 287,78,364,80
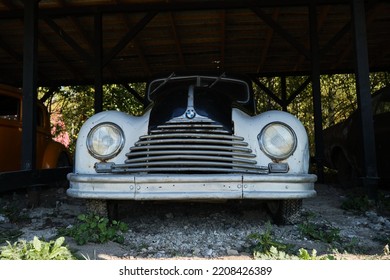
147,74,251,104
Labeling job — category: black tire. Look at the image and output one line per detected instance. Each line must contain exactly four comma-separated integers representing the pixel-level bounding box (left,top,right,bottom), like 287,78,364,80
86,199,108,217
267,199,303,225
85,199,119,220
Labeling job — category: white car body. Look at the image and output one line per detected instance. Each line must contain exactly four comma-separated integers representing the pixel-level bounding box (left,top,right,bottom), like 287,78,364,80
67,74,316,202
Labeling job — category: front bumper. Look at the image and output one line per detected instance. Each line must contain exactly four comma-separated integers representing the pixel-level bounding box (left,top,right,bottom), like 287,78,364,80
67,173,317,200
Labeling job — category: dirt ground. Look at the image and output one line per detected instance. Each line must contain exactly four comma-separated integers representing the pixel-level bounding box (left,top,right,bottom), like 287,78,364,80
1,183,390,260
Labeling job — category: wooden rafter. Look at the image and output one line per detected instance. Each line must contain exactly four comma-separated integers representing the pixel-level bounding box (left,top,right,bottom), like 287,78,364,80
332,2,380,70
43,17,92,62
102,11,157,68
169,12,186,70
257,8,279,72
252,6,311,60
38,33,81,80
293,5,331,71
219,10,226,70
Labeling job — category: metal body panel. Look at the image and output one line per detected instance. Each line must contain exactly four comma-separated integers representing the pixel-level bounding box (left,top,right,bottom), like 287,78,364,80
67,173,316,200
68,103,316,200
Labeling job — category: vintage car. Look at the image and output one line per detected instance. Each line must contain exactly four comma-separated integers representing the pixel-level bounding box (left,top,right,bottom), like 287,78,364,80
323,86,390,186
0,84,71,173
67,73,317,224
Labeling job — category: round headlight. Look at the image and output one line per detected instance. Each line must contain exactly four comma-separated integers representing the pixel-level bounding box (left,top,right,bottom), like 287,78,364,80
258,122,297,160
87,123,124,160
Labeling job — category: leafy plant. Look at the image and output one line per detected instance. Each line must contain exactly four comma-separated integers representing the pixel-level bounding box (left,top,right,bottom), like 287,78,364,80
60,214,128,245
0,202,29,224
248,222,293,257
299,221,340,243
252,246,334,260
298,248,335,260
0,236,75,260
0,229,23,244
341,195,373,212
253,245,297,260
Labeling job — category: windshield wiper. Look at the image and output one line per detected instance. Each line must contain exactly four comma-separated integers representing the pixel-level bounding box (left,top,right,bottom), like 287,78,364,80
149,72,176,97
207,72,226,88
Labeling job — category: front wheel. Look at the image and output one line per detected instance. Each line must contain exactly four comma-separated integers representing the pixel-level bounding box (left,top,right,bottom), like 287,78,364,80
267,199,303,225
85,199,118,220
86,199,108,217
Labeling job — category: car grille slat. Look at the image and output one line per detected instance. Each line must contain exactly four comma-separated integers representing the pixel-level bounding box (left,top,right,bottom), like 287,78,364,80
126,149,256,158
114,121,268,174
129,144,253,153
125,154,257,164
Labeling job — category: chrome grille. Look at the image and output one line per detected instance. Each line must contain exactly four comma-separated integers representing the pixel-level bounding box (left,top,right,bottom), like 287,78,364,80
112,121,268,174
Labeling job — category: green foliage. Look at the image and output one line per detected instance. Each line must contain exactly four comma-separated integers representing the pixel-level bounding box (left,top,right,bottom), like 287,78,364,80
384,244,389,256
341,195,373,212
299,221,341,243
254,72,390,156
248,222,293,257
252,245,297,260
42,83,145,153
252,245,334,260
298,248,335,260
0,229,23,244
248,222,335,260
0,201,29,224
0,236,75,260
60,214,129,245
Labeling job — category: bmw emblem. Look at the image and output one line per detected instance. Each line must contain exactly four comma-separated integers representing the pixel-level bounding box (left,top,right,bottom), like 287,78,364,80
185,109,196,119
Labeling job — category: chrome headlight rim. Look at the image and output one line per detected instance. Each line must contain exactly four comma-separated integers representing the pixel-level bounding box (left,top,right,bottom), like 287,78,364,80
258,122,297,160
86,122,125,160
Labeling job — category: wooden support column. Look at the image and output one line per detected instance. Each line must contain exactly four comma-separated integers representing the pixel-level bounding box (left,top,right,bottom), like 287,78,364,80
94,12,103,113
309,2,324,183
21,0,39,171
351,0,378,197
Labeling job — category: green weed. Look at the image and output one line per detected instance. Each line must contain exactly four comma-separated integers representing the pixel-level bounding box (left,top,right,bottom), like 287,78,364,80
247,222,293,257
0,229,23,244
252,246,334,260
0,236,75,260
341,195,373,212
59,213,128,245
299,221,341,243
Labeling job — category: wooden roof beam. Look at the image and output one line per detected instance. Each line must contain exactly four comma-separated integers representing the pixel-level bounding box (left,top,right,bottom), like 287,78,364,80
169,12,186,70
251,6,311,60
332,2,381,70
252,78,283,106
0,35,22,62
102,11,157,68
293,5,331,71
118,13,152,76
42,17,93,63
37,32,82,80
257,8,280,72
56,0,121,82
111,0,152,76
219,10,226,70
56,0,94,52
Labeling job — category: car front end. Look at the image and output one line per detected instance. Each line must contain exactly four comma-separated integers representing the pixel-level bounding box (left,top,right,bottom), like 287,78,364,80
67,74,316,223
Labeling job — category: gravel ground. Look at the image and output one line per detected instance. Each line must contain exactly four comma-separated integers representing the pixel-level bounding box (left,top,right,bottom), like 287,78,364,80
1,183,390,260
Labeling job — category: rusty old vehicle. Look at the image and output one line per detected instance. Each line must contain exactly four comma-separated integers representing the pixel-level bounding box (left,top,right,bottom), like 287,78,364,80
323,86,390,186
0,84,71,174
67,73,317,224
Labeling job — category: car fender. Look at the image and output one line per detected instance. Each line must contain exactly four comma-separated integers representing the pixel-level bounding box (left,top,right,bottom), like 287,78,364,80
233,109,310,174
41,141,71,168
74,110,150,174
